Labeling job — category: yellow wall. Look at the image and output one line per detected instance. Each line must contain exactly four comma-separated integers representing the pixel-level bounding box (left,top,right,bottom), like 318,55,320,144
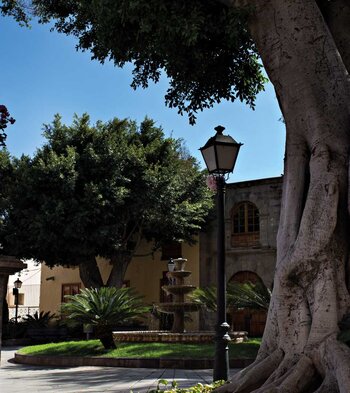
40,239,200,330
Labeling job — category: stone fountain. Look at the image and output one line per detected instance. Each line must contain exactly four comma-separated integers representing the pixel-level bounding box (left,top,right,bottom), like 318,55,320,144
157,258,199,333
113,257,247,344
114,257,216,343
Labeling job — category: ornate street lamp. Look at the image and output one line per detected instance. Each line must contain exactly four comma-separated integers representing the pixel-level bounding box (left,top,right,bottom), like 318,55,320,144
13,277,22,325
200,125,242,382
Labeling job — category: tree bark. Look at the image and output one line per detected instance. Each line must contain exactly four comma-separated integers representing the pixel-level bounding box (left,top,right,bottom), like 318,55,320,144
216,0,350,391
106,254,131,288
79,256,104,289
317,0,350,72
78,254,131,289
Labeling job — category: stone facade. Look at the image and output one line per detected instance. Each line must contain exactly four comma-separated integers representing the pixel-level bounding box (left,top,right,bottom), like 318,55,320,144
199,176,283,331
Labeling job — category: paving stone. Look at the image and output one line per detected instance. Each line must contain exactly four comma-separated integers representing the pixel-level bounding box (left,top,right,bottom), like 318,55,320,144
0,347,240,393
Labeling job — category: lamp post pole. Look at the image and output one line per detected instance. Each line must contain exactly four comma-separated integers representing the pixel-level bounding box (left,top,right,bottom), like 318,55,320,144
13,288,19,325
13,277,22,326
214,174,231,381
200,125,242,382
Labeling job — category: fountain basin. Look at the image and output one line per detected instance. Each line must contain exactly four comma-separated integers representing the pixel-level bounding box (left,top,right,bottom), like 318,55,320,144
167,270,192,279
162,285,196,296
173,257,187,271
157,302,200,313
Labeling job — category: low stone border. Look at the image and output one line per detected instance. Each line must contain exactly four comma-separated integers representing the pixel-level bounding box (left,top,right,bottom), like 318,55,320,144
113,331,248,344
3,338,33,346
14,353,254,369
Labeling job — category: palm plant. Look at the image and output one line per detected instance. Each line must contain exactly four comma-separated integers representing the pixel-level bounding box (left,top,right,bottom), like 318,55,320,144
189,286,217,312
61,287,149,349
23,311,57,328
190,281,271,312
227,281,271,310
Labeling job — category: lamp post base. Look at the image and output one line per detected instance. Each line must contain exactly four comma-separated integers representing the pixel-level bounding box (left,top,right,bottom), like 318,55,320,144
213,322,231,381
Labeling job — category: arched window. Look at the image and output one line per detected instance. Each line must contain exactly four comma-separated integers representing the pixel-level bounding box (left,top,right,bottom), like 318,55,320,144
229,271,263,285
231,202,260,247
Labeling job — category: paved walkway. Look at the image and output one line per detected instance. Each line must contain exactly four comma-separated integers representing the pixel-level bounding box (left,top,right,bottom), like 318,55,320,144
0,347,240,393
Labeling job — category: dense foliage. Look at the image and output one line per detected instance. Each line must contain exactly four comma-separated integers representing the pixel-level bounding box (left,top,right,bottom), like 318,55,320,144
0,149,13,240
31,0,265,124
0,105,15,147
0,0,29,25
22,311,57,328
1,115,213,286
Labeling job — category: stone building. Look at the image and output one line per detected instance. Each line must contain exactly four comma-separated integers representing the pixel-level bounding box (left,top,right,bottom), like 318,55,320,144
199,176,283,335
6,259,41,321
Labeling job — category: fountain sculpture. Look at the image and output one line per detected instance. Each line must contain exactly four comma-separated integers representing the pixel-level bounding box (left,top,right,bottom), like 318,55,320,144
113,256,247,344
157,258,199,333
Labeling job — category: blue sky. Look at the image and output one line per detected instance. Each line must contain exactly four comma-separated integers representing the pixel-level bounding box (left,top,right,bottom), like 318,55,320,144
0,15,285,183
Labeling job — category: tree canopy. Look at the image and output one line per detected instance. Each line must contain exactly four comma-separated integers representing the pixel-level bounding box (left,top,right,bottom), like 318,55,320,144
0,0,29,25
31,0,266,124
0,149,13,239
1,115,213,287
0,105,15,147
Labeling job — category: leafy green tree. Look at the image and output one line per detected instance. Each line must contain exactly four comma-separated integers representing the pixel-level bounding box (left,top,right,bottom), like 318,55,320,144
0,106,15,147
0,1,29,25
0,149,13,230
0,148,13,338
2,115,213,288
61,287,149,349
32,1,265,125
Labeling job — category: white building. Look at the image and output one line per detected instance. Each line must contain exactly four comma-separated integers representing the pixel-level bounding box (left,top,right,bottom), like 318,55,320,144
6,259,41,321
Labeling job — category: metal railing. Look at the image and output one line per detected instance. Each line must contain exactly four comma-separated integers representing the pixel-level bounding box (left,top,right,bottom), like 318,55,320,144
8,306,39,321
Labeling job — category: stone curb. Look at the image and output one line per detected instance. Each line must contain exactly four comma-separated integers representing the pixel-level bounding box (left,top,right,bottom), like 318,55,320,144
14,353,254,369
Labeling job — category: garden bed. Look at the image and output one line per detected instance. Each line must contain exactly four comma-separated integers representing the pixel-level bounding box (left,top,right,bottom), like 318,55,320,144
15,339,260,369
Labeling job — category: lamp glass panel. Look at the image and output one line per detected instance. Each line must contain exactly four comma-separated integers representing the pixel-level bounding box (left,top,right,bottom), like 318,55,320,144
201,145,217,172
14,279,22,289
216,145,239,171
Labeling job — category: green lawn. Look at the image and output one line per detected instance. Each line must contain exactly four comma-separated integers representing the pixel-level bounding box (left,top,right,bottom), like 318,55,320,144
18,339,261,359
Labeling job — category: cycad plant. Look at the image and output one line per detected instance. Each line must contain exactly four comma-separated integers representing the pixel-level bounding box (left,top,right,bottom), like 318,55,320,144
23,311,57,328
61,287,149,349
190,281,271,312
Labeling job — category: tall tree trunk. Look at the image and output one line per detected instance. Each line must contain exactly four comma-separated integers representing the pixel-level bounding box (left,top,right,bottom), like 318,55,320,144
106,254,131,288
217,0,350,391
79,256,104,289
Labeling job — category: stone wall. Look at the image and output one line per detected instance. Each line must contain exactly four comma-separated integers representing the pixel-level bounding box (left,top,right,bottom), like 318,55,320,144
199,176,283,330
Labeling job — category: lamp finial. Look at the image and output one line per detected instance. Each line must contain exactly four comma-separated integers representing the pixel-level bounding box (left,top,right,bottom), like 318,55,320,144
214,125,225,135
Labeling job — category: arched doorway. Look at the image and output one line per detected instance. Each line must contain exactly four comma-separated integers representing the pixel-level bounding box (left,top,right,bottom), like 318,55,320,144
228,271,268,337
